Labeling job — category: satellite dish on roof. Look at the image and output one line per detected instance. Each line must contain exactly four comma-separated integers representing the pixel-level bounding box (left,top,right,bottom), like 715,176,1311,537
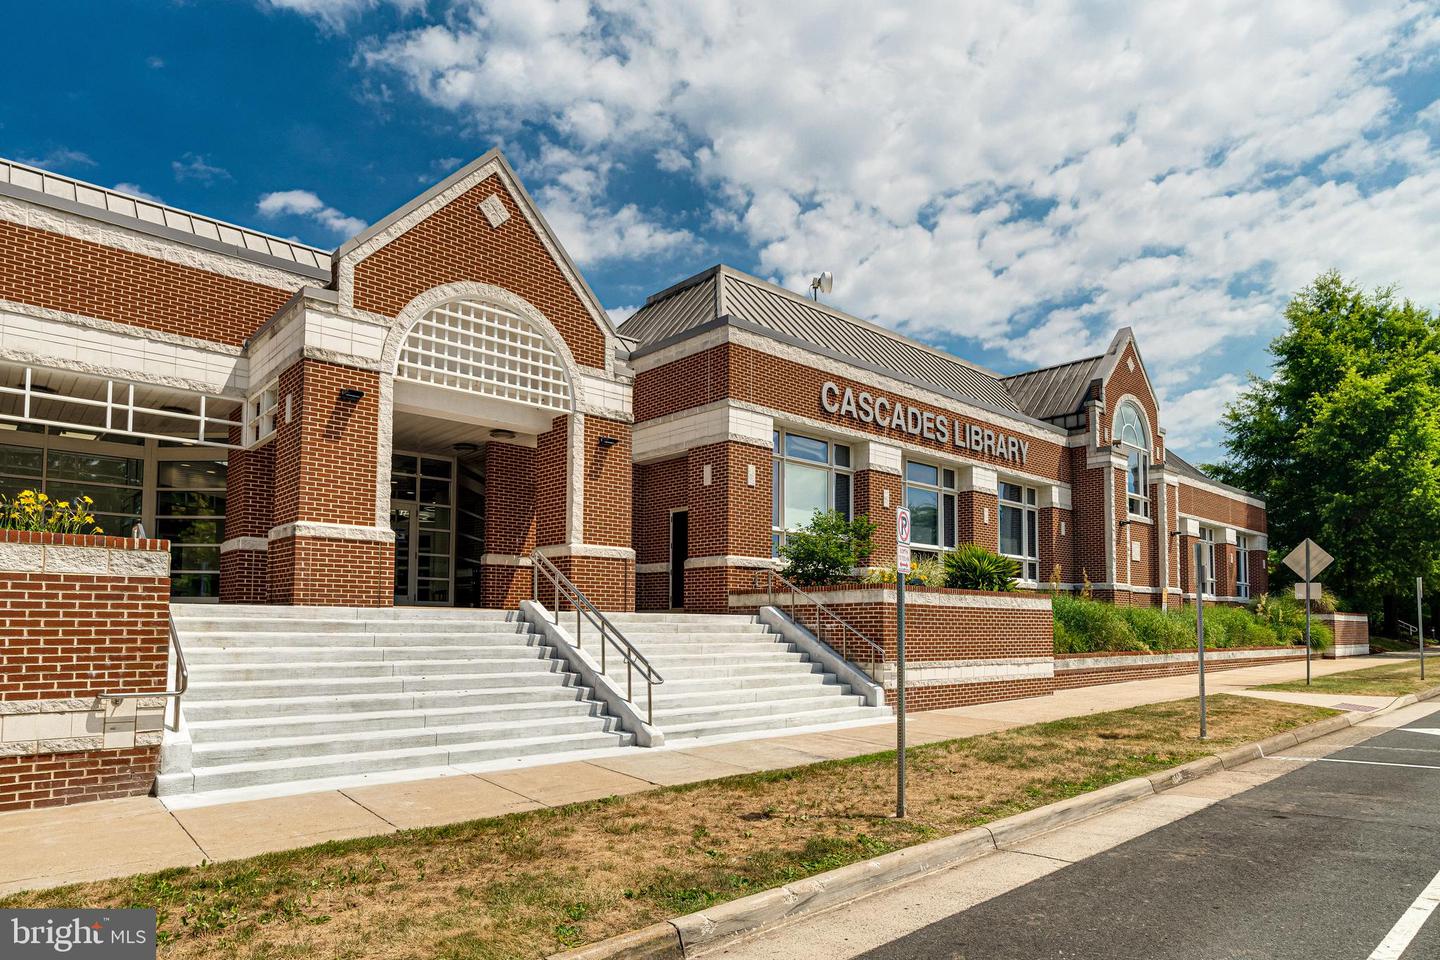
809,271,833,301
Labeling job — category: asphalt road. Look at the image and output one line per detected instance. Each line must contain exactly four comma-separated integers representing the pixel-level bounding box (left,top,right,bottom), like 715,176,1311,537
854,707,1440,960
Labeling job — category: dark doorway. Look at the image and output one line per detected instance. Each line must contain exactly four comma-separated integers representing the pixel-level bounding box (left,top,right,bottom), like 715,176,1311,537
669,510,688,609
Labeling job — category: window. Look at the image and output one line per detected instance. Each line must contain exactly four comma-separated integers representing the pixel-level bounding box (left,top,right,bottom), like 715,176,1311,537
246,382,278,446
1198,527,1217,596
1236,534,1251,599
904,460,956,556
771,431,852,556
157,458,227,599
999,481,1039,581
1116,402,1150,517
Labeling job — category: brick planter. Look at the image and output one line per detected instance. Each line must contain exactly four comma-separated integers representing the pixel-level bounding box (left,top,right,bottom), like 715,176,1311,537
1318,613,1370,658
730,584,1055,712
1053,646,1304,689
0,531,171,810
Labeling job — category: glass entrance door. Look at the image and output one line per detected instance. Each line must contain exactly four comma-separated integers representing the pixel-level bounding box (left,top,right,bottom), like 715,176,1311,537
390,453,455,605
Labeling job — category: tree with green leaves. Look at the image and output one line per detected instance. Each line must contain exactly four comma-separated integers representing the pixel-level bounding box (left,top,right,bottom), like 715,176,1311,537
1213,271,1440,627
779,510,878,586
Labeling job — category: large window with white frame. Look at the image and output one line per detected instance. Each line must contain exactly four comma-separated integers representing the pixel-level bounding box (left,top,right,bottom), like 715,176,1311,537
903,461,957,558
1117,402,1150,518
771,431,852,556
1198,526,1218,596
1236,533,1251,599
245,381,278,446
998,481,1039,581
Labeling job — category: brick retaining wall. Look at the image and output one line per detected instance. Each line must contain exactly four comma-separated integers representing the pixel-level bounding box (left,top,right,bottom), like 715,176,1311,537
1319,613,1370,659
0,531,171,810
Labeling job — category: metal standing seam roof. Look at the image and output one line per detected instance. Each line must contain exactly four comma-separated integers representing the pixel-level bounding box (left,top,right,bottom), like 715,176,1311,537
621,265,1024,414
1001,355,1104,421
0,157,333,276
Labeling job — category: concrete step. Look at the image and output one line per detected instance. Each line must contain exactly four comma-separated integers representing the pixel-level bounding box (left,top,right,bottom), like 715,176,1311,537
649,681,851,709
615,639,793,657
653,694,868,727
608,659,820,683
183,682,590,721
180,630,537,649
573,621,767,636
172,605,518,622
186,643,550,664
193,714,625,765
188,698,608,742
660,706,888,742
603,612,758,624
164,730,634,795
646,669,832,697
194,654,559,682
187,664,571,701
179,619,531,636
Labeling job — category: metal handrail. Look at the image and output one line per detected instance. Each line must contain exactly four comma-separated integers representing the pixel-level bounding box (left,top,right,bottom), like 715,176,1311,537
101,609,189,733
751,569,885,685
531,551,664,725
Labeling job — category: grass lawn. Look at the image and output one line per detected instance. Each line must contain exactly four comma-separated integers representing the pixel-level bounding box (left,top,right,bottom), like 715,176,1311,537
1,695,1336,960
1259,657,1440,698
1368,636,1440,655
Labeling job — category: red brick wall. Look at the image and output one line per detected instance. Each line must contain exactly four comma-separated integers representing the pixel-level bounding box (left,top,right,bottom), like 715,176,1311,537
0,532,169,809
635,457,687,611
957,489,999,553
1101,342,1163,463
854,470,901,564
535,417,569,548
268,536,393,607
1179,482,1266,532
584,417,631,548
1070,450,1108,587
0,747,160,813
635,343,1069,481
0,532,169,700
269,360,381,527
686,441,771,561
350,173,607,369
0,218,295,346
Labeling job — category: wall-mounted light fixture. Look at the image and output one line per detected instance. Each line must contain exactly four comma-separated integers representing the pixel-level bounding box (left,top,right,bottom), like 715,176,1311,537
597,436,620,449
489,428,516,440
339,388,366,403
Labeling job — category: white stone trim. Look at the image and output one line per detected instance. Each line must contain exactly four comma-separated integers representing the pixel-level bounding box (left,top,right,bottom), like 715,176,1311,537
685,554,782,570
535,543,636,560
1055,646,1296,671
0,540,170,576
219,536,268,554
855,440,903,475
268,522,395,543
568,411,585,544
731,586,1051,610
636,561,670,574
882,656,1054,688
632,399,773,463
0,192,316,291
480,553,533,567
0,695,165,757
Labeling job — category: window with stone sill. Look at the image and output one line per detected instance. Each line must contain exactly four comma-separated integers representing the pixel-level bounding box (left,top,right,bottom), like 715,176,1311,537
771,430,851,557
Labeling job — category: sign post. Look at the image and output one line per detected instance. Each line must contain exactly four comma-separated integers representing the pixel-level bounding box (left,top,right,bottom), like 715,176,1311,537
895,506,911,820
1194,540,1208,740
1419,577,1426,681
1283,539,1333,687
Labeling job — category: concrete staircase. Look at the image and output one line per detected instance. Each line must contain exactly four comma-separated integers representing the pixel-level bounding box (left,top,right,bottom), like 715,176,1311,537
159,606,632,797
587,612,889,741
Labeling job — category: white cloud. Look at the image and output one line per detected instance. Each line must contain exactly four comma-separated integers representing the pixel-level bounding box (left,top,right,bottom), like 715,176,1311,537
606,304,639,326
112,182,162,203
257,189,367,237
18,147,96,170
355,0,1440,449
171,153,232,184
262,0,424,31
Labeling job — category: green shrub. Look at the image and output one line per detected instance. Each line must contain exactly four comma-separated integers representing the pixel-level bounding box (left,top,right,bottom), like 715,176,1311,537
1118,606,1191,652
779,511,877,586
942,545,1019,592
1052,596,1147,653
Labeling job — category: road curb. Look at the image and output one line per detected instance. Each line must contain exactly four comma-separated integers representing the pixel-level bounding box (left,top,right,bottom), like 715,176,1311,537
548,690,1440,960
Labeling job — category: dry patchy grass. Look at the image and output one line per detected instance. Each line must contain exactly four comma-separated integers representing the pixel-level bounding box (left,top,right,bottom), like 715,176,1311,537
0,694,1334,960
1260,657,1440,697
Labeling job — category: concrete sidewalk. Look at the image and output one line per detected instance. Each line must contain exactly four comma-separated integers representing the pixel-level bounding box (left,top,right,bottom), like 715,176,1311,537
0,653,1390,896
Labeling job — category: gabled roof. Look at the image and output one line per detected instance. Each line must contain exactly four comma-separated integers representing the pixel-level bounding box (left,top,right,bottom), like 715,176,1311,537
0,156,332,280
621,265,1025,416
1001,355,1103,420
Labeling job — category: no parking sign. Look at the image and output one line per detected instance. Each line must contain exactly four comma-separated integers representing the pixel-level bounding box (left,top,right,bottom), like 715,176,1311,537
896,507,912,575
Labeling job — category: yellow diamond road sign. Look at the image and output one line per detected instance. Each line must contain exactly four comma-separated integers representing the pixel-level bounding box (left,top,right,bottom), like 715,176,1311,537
1282,539,1333,581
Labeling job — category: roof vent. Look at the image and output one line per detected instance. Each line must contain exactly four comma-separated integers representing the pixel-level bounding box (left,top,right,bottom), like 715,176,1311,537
478,194,510,229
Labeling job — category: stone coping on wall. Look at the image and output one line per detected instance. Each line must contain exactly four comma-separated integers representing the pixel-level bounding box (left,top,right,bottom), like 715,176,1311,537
1055,646,1300,671
729,584,1052,610
0,696,166,758
0,529,171,576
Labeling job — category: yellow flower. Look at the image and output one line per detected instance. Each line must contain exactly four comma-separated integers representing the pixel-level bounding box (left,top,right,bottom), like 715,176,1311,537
57,501,69,509
94,526,104,534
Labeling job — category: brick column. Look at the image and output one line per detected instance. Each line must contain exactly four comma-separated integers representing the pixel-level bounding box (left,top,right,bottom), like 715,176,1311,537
480,441,536,608
218,432,272,604
685,440,771,612
266,359,393,606
853,469,902,566
957,467,999,552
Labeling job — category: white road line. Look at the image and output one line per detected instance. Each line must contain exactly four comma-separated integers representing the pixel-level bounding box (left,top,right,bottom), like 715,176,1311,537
1368,865,1440,959
1269,756,1440,771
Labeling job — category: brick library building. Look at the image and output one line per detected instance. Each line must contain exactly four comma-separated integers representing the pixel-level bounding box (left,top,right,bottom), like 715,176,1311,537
0,150,1268,615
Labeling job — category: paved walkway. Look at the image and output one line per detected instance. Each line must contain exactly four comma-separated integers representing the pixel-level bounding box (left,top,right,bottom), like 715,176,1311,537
0,654,1391,896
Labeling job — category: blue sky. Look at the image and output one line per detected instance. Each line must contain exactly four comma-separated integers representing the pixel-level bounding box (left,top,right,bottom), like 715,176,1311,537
6,1,1440,461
